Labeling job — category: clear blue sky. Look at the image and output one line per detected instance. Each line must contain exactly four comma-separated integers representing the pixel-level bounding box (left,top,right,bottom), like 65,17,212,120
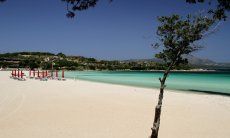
0,0,229,62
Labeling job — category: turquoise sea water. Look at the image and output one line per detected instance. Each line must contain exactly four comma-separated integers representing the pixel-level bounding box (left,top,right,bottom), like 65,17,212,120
64,71,230,95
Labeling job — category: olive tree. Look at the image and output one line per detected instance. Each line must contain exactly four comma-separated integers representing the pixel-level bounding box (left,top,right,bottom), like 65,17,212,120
150,1,229,137
150,14,220,137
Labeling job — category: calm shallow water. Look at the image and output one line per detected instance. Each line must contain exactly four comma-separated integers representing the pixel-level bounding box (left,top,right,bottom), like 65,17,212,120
64,71,230,95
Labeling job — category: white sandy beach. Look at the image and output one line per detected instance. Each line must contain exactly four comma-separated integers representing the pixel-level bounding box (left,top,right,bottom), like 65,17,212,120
0,71,230,138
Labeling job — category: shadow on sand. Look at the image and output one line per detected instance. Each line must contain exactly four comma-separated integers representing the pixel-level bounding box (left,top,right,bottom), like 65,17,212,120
188,89,230,97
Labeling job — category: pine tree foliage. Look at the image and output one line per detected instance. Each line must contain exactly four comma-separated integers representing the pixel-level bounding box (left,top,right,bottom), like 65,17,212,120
62,0,99,18
154,14,214,67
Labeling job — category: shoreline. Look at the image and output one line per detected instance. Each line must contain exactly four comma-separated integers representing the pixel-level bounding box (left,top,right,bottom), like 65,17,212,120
86,79,230,97
3,70,230,96
67,77,230,97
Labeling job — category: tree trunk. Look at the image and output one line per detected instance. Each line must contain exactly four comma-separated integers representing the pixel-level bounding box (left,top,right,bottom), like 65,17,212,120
150,63,174,138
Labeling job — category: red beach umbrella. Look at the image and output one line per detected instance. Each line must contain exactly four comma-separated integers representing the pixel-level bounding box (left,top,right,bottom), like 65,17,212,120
21,71,23,78
14,70,16,77
42,71,44,78
38,70,40,78
55,70,58,78
62,69,64,78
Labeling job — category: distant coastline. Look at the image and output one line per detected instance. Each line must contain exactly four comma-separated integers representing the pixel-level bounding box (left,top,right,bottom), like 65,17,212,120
1,52,230,71
0,68,219,72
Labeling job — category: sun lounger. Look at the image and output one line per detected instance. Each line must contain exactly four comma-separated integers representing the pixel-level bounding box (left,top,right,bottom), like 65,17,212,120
40,77,48,81
18,77,26,81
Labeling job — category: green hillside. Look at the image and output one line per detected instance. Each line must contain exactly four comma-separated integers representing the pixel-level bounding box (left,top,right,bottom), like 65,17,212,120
0,52,193,71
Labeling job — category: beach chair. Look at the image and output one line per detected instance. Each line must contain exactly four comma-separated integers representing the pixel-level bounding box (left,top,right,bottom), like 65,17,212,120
18,77,26,81
18,72,26,81
40,77,48,81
